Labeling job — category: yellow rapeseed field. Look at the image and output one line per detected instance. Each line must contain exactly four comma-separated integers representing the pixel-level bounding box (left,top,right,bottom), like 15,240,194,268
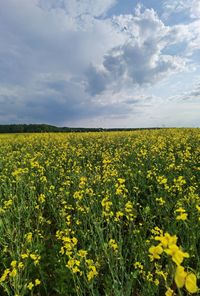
0,129,199,295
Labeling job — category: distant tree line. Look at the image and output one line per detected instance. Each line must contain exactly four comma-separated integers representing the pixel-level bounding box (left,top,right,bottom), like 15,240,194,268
0,124,163,133
0,124,100,133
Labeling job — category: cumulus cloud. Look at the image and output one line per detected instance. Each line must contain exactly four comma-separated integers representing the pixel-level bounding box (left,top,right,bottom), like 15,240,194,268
86,6,185,95
0,0,199,126
0,0,126,124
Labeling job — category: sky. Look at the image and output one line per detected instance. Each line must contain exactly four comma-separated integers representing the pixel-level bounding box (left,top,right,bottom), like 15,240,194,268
0,0,200,128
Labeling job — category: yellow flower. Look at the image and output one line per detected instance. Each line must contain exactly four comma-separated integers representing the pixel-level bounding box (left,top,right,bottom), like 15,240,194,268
114,211,124,221
175,207,186,213
3,199,13,209
175,267,198,293
10,260,17,268
154,278,159,286
25,232,33,242
134,262,143,270
185,273,198,294
149,244,163,260
10,268,17,278
108,239,118,252
21,253,29,259
71,237,78,245
176,213,188,221
151,226,162,236
155,197,166,205
175,266,187,288
18,262,24,269
30,253,41,265
35,279,41,286
60,247,65,255
77,249,88,258
87,266,98,281
155,270,168,281
117,178,125,184
155,232,177,249
146,271,153,282
27,282,34,290
38,193,46,203
165,287,174,296
30,253,37,260
125,201,133,213
72,266,81,274
173,249,189,266
0,269,10,282
165,244,189,265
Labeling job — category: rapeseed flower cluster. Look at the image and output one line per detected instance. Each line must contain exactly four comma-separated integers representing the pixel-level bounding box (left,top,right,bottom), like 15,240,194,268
149,230,198,294
0,129,199,295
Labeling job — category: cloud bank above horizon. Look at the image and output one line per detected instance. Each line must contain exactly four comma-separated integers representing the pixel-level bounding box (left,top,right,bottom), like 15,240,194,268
0,0,200,128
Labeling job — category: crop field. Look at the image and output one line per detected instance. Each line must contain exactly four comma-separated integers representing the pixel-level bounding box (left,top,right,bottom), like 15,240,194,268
0,129,199,296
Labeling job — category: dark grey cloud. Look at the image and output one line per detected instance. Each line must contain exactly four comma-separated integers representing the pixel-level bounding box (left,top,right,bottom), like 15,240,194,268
0,0,128,125
0,75,133,125
85,65,109,96
86,39,184,95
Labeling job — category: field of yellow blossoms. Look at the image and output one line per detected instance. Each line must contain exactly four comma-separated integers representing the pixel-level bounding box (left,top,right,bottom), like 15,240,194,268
0,128,199,295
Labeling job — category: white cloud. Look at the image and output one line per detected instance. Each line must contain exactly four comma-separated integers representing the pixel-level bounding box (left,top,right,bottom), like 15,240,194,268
180,82,200,100
0,0,199,126
0,0,124,81
190,0,200,18
186,20,200,54
0,0,129,124
163,0,200,19
38,0,116,18
160,0,200,57
163,0,190,14
86,6,186,95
